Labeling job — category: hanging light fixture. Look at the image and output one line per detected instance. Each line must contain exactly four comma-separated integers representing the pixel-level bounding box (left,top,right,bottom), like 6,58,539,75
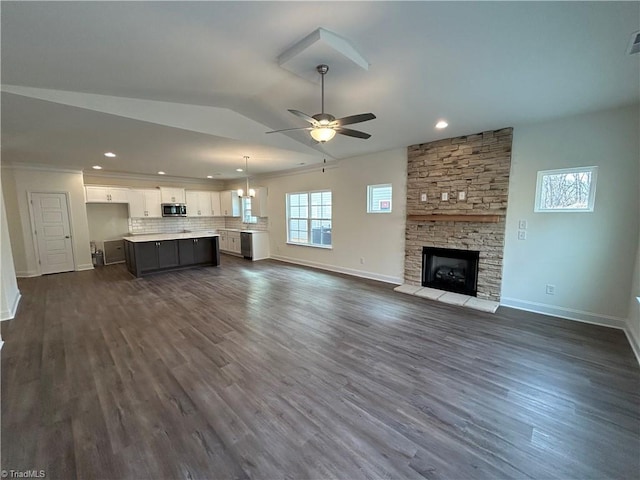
237,156,255,198
310,126,336,142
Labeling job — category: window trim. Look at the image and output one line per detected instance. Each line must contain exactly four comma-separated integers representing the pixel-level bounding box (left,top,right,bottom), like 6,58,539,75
367,183,393,214
286,190,332,249
534,166,598,213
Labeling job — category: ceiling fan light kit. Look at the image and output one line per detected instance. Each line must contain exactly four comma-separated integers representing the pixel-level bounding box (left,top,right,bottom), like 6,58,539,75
266,64,375,143
310,127,336,142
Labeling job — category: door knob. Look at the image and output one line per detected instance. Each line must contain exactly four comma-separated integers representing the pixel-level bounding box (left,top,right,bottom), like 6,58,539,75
65,235,70,239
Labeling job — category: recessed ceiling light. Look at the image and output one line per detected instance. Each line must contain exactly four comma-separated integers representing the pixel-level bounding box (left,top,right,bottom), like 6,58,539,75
157,171,166,175
92,165,103,170
435,120,448,129
104,152,116,157
206,175,213,179
236,168,243,172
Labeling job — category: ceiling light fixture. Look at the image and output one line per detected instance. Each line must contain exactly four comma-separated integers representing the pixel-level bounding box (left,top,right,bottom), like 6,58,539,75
92,165,103,170
104,152,116,157
237,156,255,198
435,120,449,129
310,127,336,142
158,171,166,175
207,175,213,179
236,168,243,172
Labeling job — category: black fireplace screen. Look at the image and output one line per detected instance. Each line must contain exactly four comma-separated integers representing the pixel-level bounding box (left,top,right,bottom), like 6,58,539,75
422,247,479,296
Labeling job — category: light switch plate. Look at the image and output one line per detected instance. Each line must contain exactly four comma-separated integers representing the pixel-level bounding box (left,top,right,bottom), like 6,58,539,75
518,219,528,230
458,191,466,200
441,192,449,201
421,193,427,202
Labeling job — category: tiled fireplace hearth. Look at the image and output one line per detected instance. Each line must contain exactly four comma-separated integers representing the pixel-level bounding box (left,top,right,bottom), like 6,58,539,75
401,128,513,306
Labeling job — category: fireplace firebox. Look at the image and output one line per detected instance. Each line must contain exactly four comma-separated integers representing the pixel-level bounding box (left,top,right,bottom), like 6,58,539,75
422,247,480,296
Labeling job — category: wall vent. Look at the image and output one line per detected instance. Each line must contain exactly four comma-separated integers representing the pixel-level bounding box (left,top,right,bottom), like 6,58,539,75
628,30,640,55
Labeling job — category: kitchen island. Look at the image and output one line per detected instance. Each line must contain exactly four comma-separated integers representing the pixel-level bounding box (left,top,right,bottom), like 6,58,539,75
123,231,220,277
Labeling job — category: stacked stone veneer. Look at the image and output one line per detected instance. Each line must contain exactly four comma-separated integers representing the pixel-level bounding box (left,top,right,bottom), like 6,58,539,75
404,128,513,301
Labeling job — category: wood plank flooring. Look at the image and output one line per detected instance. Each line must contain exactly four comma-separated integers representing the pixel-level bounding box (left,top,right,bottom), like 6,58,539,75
2,255,639,479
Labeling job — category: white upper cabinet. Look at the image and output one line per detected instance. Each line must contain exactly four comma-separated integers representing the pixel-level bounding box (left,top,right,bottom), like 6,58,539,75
186,191,214,217
85,186,130,204
129,189,161,218
252,187,268,217
210,191,221,217
220,190,240,217
160,187,185,204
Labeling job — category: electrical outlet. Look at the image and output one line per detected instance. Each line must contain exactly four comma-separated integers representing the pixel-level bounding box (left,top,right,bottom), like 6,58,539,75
518,219,528,230
441,192,449,201
421,193,427,202
517,230,527,240
360,257,365,264
458,191,466,201
546,284,556,295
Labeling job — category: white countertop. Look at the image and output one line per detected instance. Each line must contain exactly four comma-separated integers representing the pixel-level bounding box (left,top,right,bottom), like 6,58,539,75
220,229,267,234
123,231,219,243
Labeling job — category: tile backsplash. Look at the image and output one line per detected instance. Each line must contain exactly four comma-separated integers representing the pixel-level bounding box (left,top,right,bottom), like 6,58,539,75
128,216,268,234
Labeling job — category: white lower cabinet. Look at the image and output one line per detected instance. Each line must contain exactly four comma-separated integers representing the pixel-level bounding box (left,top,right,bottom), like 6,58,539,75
228,232,241,254
218,230,242,255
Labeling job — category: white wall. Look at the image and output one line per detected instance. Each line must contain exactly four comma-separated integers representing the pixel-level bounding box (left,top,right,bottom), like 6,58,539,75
244,148,407,284
2,166,93,276
86,203,130,252
502,104,640,328
1,178,21,322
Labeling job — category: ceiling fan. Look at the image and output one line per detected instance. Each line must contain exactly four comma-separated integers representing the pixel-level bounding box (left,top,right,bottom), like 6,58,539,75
266,64,376,142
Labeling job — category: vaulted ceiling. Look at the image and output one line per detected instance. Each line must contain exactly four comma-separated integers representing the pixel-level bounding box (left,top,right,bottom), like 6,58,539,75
2,1,638,180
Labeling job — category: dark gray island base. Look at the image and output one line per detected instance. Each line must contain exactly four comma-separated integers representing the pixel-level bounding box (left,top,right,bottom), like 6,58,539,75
123,233,220,277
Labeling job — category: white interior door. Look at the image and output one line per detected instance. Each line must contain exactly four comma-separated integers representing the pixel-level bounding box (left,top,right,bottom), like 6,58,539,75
31,193,75,274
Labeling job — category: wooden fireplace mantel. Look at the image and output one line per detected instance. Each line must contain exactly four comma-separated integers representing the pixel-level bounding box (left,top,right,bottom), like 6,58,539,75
407,214,504,223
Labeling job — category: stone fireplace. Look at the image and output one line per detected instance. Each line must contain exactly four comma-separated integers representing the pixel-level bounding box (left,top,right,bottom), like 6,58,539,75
403,128,512,302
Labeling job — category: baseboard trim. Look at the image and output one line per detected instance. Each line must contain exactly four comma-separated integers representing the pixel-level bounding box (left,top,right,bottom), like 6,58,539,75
15,270,39,278
500,297,627,329
624,326,640,366
76,263,94,272
1,291,21,321
270,255,403,285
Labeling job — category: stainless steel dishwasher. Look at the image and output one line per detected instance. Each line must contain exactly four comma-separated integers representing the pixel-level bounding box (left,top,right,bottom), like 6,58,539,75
240,232,252,259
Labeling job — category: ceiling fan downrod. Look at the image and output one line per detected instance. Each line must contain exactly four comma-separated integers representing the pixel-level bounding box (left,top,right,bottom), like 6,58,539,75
317,64,328,115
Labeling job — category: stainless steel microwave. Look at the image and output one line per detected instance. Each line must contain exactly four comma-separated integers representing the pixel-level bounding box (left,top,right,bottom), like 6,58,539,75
162,203,187,217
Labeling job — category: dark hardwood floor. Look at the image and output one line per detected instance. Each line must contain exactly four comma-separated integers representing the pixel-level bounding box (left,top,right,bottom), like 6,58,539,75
2,255,639,480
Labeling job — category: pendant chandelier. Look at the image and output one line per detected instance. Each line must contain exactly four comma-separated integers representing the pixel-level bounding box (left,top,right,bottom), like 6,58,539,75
237,156,255,198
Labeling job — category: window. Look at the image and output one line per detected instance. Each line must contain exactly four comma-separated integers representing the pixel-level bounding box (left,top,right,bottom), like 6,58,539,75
367,184,392,213
286,190,332,247
535,166,598,212
242,197,257,223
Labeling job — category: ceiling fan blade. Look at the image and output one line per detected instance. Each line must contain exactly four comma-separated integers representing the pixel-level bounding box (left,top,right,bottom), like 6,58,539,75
336,127,371,139
333,113,376,126
266,126,312,134
288,109,318,125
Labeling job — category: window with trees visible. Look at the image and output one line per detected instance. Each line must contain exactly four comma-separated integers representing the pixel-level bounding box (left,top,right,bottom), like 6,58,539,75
534,166,598,212
367,184,392,213
242,197,257,223
286,190,332,247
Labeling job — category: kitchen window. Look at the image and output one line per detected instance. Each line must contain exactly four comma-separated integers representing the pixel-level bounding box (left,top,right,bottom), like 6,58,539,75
534,166,598,212
286,190,332,248
242,197,258,224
